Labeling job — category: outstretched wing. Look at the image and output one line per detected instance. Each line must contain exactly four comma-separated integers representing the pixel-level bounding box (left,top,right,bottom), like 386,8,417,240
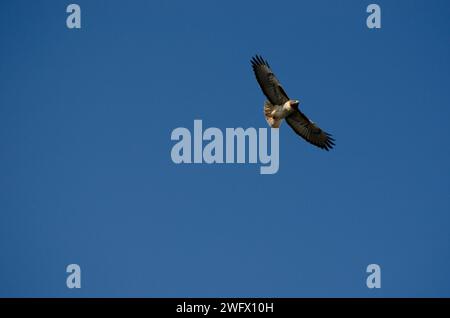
251,55,289,106
285,110,335,151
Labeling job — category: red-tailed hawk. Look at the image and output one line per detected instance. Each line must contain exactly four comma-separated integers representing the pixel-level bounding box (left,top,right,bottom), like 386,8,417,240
251,55,335,151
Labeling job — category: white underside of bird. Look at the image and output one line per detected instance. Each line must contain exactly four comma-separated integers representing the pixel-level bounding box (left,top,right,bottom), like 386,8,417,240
264,100,296,128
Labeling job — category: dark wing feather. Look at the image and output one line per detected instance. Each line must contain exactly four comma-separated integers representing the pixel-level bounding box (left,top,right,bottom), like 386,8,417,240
251,55,289,105
285,110,335,151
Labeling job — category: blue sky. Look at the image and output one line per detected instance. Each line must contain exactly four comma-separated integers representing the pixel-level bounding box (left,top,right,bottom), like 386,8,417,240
0,0,449,297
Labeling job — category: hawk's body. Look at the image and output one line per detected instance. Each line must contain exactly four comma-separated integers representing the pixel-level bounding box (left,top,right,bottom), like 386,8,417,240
264,100,295,128
251,55,335,151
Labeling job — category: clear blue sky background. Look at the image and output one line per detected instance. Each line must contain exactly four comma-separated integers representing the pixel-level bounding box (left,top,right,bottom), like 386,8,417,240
1,0,449,297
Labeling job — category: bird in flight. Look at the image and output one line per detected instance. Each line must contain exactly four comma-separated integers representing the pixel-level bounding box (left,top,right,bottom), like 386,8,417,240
251,55,335,151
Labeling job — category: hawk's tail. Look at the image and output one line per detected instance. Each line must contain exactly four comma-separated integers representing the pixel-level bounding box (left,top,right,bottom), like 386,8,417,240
264,100,282,128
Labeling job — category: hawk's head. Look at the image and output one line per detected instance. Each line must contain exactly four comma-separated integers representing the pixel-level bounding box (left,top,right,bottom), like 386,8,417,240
290,100,300,109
